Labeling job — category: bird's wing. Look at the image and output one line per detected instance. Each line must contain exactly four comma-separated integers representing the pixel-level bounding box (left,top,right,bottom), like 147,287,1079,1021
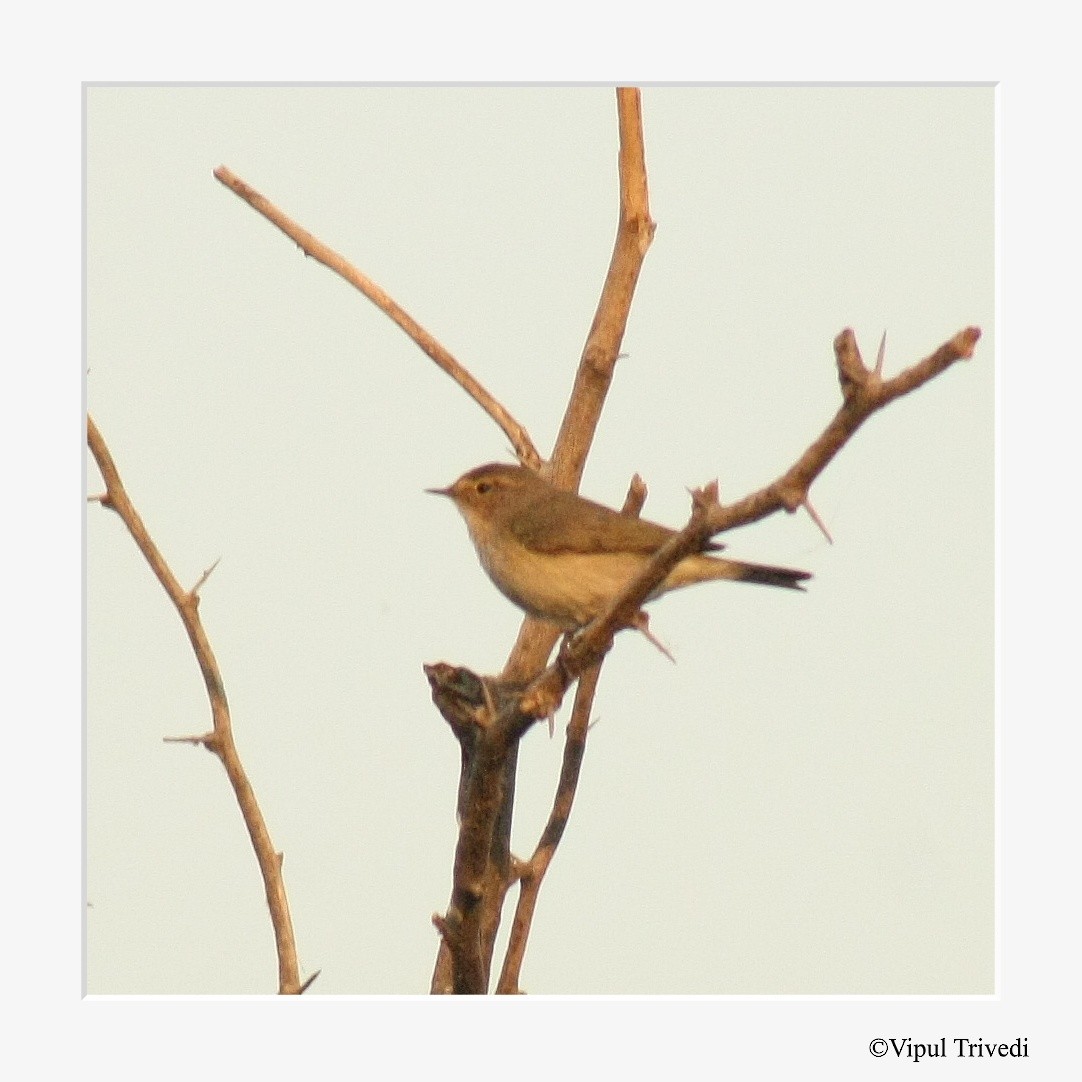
510,489,724,555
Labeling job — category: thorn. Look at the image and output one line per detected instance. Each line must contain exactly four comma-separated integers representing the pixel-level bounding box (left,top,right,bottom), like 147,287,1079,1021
191,556,222,596
164,732,216,749
875,330,887,377
631,611,675,663
87,492,108,504
298,970,321,994
803,497,834,545
622,473,648,517
547,711,555,738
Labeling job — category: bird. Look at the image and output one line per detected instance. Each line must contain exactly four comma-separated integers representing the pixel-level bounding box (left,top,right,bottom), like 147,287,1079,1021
428,462,810,633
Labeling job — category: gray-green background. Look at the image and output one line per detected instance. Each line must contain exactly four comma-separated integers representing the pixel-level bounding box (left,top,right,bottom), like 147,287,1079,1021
85,86,994,995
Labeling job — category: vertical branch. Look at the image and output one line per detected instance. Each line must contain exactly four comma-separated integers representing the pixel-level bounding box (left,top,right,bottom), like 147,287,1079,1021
87,415,307,995
547,86,656,490
496,662,601,994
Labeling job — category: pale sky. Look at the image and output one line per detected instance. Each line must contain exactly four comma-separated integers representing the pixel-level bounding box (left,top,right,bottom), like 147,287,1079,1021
85,87,996,999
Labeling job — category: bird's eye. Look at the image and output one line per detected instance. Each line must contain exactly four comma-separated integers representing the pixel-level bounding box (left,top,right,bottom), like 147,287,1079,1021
476,481,492,494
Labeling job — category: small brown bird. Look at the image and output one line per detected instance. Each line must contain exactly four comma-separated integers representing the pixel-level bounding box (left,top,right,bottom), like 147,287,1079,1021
428,463,810,631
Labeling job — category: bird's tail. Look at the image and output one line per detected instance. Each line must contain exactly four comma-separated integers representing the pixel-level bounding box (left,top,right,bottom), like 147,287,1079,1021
668,554,811,592
728,559,811,590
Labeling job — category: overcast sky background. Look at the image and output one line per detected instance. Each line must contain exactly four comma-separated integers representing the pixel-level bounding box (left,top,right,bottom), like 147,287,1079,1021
85,87,995,1000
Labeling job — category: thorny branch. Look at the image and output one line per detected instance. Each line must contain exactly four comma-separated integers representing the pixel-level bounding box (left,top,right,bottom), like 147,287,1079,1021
87,415,311,996
516,325,982,721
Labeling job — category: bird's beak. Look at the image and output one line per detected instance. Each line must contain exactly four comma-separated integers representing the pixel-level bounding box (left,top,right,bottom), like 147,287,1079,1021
425,485,452,497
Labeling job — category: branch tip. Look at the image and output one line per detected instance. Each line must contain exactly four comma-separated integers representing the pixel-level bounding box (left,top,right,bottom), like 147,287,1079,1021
955,326,982,358
691,479,720,514
191,556,222,596
622,473,648,517
834,327,867,397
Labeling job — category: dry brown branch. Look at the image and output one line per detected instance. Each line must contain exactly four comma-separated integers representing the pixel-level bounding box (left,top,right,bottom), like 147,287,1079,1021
500,87,654,686
546,86,657,491
701,326,982,535
428,89,656,993
495,469,650,992
87,414,308,996
212,165,539,471
495,661,601,994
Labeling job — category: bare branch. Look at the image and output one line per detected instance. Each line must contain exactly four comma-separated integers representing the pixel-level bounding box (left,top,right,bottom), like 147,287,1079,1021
496,662,601,995
703,326,982,535
213,165,540,470
499,89,654,690
432,717,511,995
547,87,656,491
87,414,304,995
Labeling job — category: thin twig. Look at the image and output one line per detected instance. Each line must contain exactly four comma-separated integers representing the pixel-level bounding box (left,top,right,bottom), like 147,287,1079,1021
213,165,539,470
87,414,304,995
496,662,601,994
702,326,982,535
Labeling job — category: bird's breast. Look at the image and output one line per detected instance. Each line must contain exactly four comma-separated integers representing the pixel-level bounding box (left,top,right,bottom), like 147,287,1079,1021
469,527,650,629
